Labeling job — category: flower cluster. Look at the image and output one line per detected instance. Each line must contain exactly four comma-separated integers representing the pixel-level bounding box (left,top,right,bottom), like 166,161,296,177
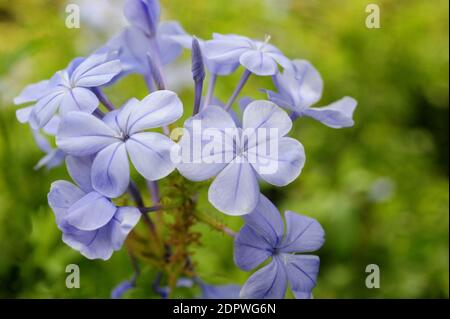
15,0,357,299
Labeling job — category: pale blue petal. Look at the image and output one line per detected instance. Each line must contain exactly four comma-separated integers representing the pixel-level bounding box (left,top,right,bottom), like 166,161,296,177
234,225,272,271
303,97,357,128
126,132,176,181
62,227,113,260
109,206,141,250
48,180,85,228
66,155,94,192
284,254,320,294
16,106,32,123
66,191,117,231
56,112,119,156
243,101,292,150
14,80,51,105
240,258,287,299
29,88,65,129
263,89,295,111
70,53,122,87
292,59,323,108
266,51,293,72
157,21,189,65
243,194,284,246
42,115,61,135
247,137,305,187
203,39,249,68
239,50,278,76
125,90,183,134
59,87,99,115
92,142,130,198
124,0,160,36
176,106,235,181
208,158,259,215
279,211,325,253
107,26,151,74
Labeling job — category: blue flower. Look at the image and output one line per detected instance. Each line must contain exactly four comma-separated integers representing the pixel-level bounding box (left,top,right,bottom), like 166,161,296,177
56,90,183,198
48,156,141,260
177,101,305,215
234,195,325,299
28,53,121,129
203,33,292,76
264,60,357,128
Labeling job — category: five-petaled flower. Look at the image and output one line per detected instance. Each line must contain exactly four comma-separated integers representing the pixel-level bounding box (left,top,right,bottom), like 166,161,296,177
234,195,325,299
177,100,305,215
264,59,357,128
27,53,121,129
56,90,183,198
48,156,141,260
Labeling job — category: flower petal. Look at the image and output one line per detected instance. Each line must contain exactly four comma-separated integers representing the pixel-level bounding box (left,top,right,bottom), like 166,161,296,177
126,132,176,181
48,181,85,228
29,88,65,129
125,90,183,134
16,106,33,123
59,87,99,115
303,97,357,128
247,137,305,186
240,258,287,299
66,155,94,193
204,39,250,61
239,50,278,76
157,21,189,65
284,254,320,294
91,142,130,198
66,191,117,231
14,80,51,105
243,100,292,149
56,111,119,156
109,206,141,250
279,211,325,253
176,106,236,181
62,227,113,260
71,53,122,87
124,0,160,36
208,158,259,215
292,59,323,108
243,194,284,247
234,225,272,271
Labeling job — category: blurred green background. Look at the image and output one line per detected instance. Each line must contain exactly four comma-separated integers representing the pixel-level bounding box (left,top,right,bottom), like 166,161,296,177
0,0,448,298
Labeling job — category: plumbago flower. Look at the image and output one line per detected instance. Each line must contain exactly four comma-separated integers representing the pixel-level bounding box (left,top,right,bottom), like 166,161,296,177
56,90,182,198
48,155,141,260
234,195,325,299
177,101,305,215
264,60,357,128
28,52,121,129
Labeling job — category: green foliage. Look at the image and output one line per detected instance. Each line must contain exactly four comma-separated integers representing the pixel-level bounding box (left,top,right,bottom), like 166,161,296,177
0,0,448,298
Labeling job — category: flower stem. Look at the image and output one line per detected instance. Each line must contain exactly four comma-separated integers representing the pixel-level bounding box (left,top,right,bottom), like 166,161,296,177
225,69,251,110
194,211,236,238
203,73,217,110
93,87,115,111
